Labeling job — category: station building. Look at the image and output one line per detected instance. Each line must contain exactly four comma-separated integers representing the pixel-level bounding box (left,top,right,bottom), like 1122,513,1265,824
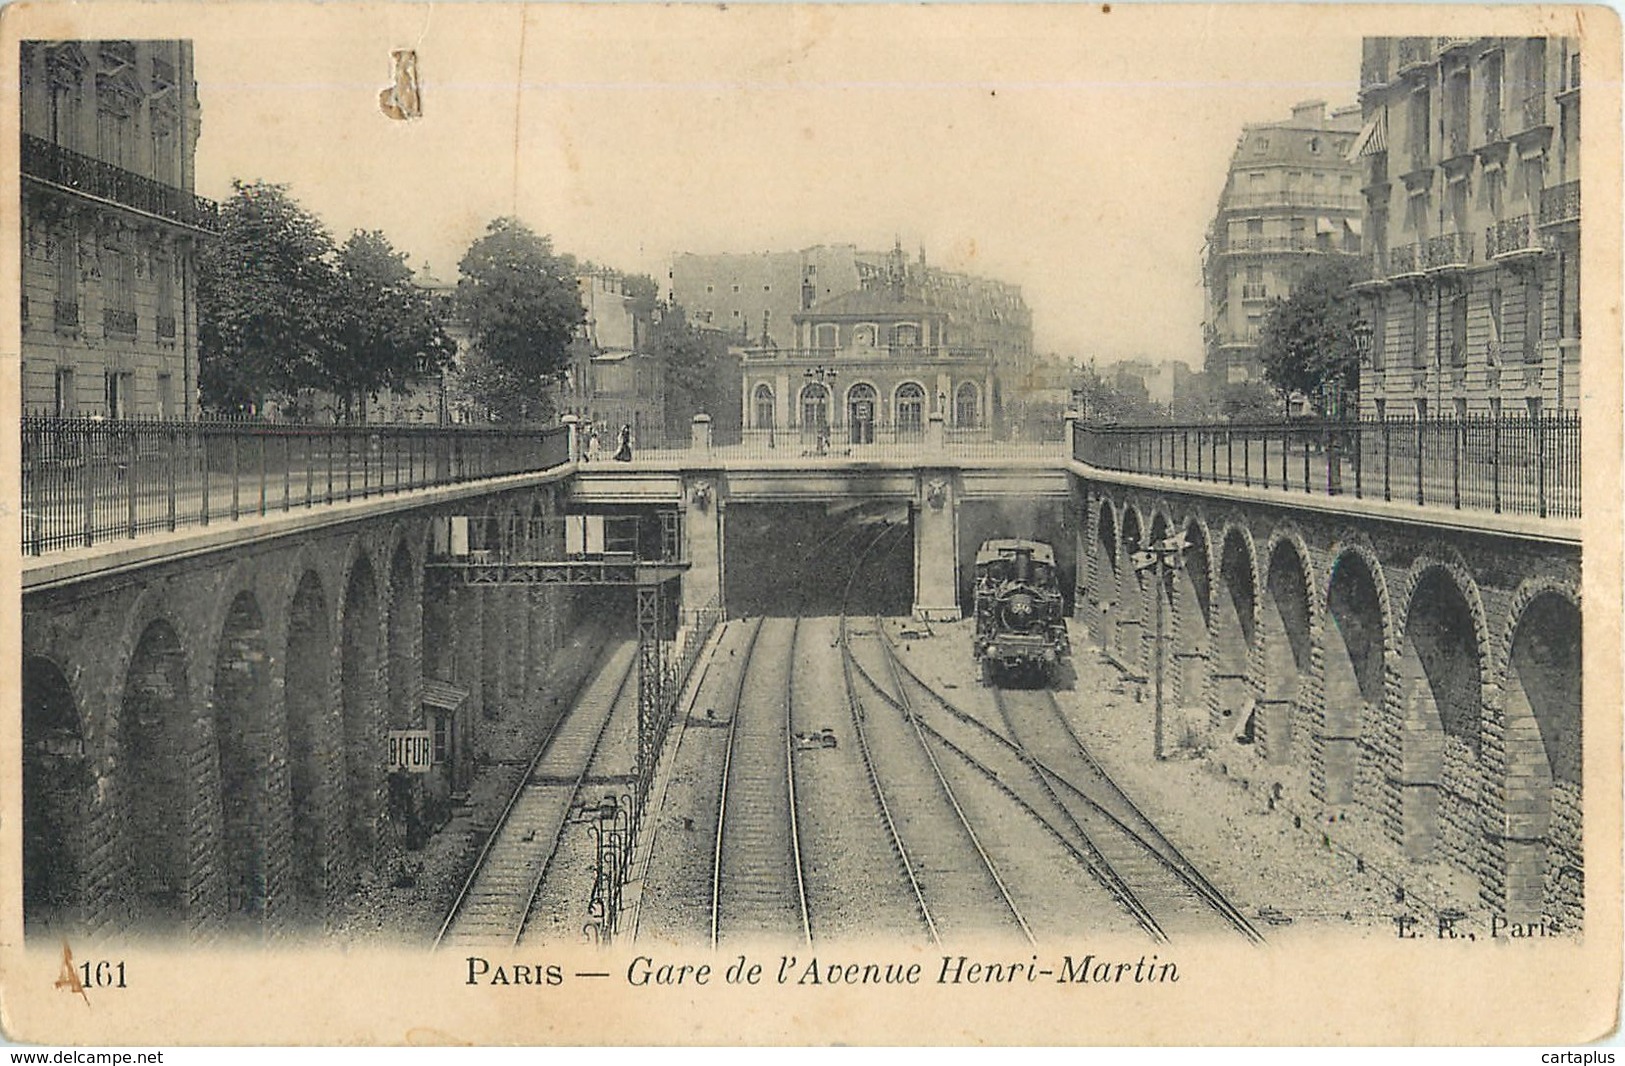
695,241,1031,442
19,40,216,419
1352,36,1581,418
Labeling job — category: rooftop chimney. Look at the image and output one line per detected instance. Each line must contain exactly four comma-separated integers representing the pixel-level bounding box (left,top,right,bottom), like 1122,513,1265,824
1291,100,1326,126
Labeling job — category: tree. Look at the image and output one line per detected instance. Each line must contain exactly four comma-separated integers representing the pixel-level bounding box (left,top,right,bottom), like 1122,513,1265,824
198,181,337,414
1258,258,1368,417
326,231,456,422
454,218,585,423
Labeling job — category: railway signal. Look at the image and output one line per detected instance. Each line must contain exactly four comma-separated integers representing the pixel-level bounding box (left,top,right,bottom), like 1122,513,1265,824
1133,533,1189,761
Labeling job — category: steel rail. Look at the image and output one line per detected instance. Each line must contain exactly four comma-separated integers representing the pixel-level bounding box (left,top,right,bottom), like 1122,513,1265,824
433,635,617,950
709,616,767,948
864,613,1035,944
511,649,640,945
836,522,938,942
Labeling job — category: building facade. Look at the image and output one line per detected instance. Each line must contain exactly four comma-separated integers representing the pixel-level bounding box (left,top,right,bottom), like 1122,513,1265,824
1203,101,1365,389
560,270,664,446
683,242,1032,441
1354,37,1581,418
20,40,216,419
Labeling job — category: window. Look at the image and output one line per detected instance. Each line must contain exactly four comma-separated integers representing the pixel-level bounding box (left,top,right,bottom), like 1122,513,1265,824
1447,69,1471,156
955,382,979,428
1411,290,1428,368
1408,86,1431,169
1308,136,1322,154
1370,299,1387,372
1523,275,1543,363
1488,281,1504,362
53,224,78,328
1454,398,1468,420
753,384,774,429
705,284,714,293
157,373,173,419
732,284,740,293
104,370,131,418
53,368,75,416
1449,290,1468,366
1415,397,1429,419
156,254,176,340
764,285,771,292
1481,166,1504,220
432,713,450,765
895,384,925,438
1482,51,1504,141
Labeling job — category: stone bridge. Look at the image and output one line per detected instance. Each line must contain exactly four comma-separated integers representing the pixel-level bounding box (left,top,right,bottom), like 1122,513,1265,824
20,421,1585,937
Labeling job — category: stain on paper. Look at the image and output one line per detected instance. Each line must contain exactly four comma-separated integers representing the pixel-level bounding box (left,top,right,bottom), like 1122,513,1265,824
380,49,422,120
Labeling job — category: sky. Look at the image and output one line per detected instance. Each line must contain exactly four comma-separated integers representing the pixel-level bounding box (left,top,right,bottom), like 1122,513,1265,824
164,4,1569,366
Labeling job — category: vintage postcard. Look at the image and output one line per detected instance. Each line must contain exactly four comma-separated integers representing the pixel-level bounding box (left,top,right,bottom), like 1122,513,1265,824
0,1,1619,1046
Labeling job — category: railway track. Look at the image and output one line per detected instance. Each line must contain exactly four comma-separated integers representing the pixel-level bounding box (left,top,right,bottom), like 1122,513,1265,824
710,616,811,945
435,640,639,948
869,635,1261,943
994,684,1262,942
837,525,1034,944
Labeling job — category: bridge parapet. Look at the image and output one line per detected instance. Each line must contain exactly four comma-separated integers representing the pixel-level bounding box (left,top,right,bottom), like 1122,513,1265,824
21,416,572,557
1073,415,1581,527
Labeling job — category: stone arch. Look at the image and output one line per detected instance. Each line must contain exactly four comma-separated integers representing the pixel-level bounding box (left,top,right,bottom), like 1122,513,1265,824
117,617,193,933
339,549,382,871
285,569,337,920
1213,523,1259,738
1258,533,1316,764
1498,583,1582,928
212,589,275,929
23,655,87,934
1396,561,1490,869
1322,544,1390,808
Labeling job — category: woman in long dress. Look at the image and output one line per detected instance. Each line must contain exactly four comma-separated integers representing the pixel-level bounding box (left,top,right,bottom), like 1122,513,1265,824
613,424,633,461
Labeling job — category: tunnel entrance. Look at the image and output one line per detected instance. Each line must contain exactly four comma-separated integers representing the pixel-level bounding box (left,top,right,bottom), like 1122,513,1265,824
957,498,1074,617
724,502,912,617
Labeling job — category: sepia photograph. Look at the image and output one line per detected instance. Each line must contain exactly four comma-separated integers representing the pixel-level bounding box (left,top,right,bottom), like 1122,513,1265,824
1,2,1618,1047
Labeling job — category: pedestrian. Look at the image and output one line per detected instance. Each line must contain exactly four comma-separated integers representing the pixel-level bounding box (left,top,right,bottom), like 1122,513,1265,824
586,426,600,462
613,423,633,462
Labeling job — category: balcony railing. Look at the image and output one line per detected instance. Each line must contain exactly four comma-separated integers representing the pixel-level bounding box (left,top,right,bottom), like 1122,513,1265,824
1220,237,1330,255
1423,231,1474,270
20,416,572,555
745,344,992,362
1240,283,1268,301
1387,242,1422,275
21,134,221,232
103,307,137,337
1071,414,1581,520
1487,214,1541,258
1224,191,1365,211
1540,181,1580,226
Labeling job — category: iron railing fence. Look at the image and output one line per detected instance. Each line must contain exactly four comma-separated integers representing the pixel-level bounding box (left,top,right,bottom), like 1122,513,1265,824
1072,414,1581,520
22,415,571,555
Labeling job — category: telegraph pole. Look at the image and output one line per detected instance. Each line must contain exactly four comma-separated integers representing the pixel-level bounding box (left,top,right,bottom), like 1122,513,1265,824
1132,532,1189,762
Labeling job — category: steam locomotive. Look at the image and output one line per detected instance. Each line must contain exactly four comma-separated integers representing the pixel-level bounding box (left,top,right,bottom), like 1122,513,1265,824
972,538,1069,684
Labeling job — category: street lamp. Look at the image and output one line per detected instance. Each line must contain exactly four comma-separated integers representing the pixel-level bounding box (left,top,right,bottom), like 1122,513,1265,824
1130,532,1189,761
